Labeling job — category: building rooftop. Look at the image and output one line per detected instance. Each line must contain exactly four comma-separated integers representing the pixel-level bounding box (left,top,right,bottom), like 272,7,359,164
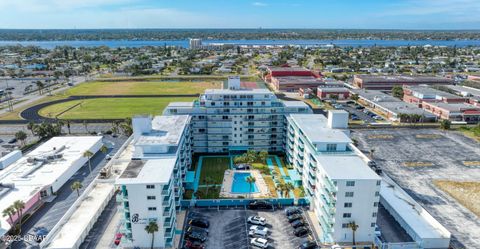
167,102,194,107
447,85,480,98
405,85,462,99
283,101,310,108
136,115,190,147
380,177,451,240
204,88,272,95
355,75,453,84
268,66,312,72
0,136,102,236
318,155,380,180
288,114,351,144
117,158,176,184
274,76,323,84
426,102,480,112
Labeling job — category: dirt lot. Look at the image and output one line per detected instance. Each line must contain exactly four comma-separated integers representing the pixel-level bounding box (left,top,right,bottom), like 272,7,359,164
352,128,480,249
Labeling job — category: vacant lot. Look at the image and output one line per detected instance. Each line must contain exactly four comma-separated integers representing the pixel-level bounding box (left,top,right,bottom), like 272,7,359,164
39,97,195,119
65,81,222,95
434,180,480,218
353,128,480,248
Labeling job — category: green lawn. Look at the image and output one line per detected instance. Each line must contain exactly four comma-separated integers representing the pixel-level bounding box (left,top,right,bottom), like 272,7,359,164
199,157,231,185
38,97,195,119
65,81,222,96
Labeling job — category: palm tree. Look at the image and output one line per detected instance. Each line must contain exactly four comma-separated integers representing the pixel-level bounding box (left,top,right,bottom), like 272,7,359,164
204,176,213,196
2,206,15,227
246,176,256,198
440,119,451,130
14,131,27,147
66,120,71,134
13,200,25,233
100,145,108,154
83,150,94,173
71,181,83,197
27,121,36,135
347,221,359,245
284,182,295,198
145,221,159,249
83,120,89,133
35,81,44,95
276,182,286,198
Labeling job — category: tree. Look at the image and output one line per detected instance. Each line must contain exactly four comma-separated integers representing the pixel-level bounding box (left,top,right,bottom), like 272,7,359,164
392,85,404,99
145,221,159,249
246,176,256,198
258,151,268,162
66,120,71,134
276,182,286,198
100,145,108,154
35,81,44,95
13,200,25,233
27,121,35,135
440,119,451,130
83,120,89,133
284,182,295,198
83,150,94,173
71,181,83,197
347,221,359,245
350,93,359,102
2,206,15,227
15,131,27,147
204,176,213,197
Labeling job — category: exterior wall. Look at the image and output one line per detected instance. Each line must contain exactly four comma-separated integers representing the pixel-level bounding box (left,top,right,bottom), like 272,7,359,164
317,90,350,100
119,177,175,248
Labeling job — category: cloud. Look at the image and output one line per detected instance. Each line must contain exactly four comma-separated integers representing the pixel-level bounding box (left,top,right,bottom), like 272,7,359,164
252,2,268,7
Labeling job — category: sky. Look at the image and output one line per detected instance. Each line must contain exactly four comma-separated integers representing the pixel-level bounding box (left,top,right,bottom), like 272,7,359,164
0,0,479,29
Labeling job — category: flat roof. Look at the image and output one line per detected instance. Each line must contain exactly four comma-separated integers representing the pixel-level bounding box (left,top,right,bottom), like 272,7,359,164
167,102,194,107
355,75,453,84
405,85,462,99
0,136,102,235
318,155,380,180
274,76,322,84
117,158,176,184
204,88,272,95
447,85,480,97
289,114,351,144
425,102,480,111
380,178,451,240
283,101,310,107
136,115,190,146
268,66,311,72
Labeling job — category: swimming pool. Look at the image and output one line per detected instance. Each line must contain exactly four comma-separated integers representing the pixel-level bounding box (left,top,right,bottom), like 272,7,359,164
231,172,259,194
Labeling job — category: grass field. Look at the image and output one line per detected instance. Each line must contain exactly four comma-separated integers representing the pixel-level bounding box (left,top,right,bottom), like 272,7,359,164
434,180,480,217
65,81,222,96
199,157,231,185
38,97,195,119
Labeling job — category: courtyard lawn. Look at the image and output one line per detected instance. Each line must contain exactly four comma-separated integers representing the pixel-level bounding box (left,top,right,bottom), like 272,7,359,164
434,180,480,217
38,97,196,120
198,157,231,185
65,81,222,96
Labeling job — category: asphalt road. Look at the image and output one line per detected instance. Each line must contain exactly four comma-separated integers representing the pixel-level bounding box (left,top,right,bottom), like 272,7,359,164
10,135,128,249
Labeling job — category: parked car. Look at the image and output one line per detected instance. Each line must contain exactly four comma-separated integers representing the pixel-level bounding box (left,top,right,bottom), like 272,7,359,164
375,225,381,237
248,200,272,210
373,115,383,120
363,109,370,114
187,211,206,219
250,238,269,248
298,240,318,249
114,232,122,245
287,214,303,223
33,227,48,242
333,104,343,109
350,114,360,120
293,226,310,237
185,225,208,236
249,225,268,237
106,154,112,160
285,207,302,216
186,232,207,242
235,163,250,170
184,240,205,249
346,101,355,105
7,138,17,144
248,216,266,226
290,219,305,229
355,105,364,110
188,218,210,229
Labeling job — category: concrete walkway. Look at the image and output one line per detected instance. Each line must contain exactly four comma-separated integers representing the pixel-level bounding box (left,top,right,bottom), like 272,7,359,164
94,208,121,249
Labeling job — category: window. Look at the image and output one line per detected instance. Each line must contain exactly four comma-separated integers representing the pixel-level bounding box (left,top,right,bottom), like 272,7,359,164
375,191,380,197
376,180,381,186
344,203,352,208
147,196,156,200
146,185,155,189
326,144,337,151
346,181,355,187
148,207,157,211
372,212,377,217
342,223,349,228
345,192,354,197
371,223,376,228
374,202,379,207
343,213,351,218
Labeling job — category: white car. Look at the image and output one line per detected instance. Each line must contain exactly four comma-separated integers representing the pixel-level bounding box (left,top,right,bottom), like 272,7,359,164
248,216,266,226
374,225,381,237
250,238,269,248
249,225,268,237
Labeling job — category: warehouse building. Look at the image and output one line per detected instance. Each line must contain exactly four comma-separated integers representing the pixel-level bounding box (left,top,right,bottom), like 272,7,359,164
353,75,453,90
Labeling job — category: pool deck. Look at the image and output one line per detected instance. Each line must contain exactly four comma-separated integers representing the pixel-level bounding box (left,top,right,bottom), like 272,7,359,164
220,170,272,198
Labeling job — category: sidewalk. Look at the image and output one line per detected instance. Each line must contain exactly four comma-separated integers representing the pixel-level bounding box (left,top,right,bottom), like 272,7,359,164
95,208,121,249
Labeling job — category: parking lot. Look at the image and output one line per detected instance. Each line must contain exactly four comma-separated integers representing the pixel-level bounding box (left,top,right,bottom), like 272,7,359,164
183,207,315,249
352,128,480,248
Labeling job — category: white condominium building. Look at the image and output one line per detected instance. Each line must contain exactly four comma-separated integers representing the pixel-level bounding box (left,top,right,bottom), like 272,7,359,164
286,111,381,244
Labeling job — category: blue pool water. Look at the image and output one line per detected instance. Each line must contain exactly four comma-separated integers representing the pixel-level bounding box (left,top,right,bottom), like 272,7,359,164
231,172,259,194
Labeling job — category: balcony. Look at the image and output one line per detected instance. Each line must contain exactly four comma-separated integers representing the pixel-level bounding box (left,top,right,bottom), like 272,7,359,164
163,217,175,228
162,197,173,207
161,183,173,196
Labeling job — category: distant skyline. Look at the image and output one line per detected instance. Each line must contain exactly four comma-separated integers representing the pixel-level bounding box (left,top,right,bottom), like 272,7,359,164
0,0,480,30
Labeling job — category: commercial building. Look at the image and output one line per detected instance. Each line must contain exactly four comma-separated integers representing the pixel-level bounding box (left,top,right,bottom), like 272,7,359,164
265,66,323,92
0,136,103,237
286,112,381,243
351,89,437,122
403,85,467,105
421,102,480,123
446,85,480,107
317,85,350,100
353,75,453,90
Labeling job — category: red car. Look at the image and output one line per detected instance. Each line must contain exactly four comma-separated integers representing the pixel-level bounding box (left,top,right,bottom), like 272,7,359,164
114,233,123,245
184,240,205,249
